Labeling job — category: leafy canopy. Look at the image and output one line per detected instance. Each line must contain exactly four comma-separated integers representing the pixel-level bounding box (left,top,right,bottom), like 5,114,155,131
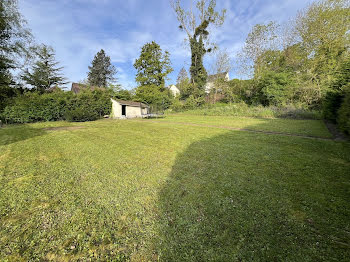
133,41,173,87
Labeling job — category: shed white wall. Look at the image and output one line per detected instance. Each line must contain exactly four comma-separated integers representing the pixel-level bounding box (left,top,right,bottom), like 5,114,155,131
110,99,148,119
111,99,122,118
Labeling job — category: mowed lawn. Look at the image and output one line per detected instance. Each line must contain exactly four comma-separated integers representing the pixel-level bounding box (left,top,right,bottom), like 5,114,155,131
0,116,349,261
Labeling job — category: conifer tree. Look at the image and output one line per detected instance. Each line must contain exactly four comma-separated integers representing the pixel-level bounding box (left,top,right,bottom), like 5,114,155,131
87,49,116,87
21,44,67,92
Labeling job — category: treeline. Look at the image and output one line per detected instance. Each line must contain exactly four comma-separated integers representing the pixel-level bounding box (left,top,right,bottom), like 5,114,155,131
1,0,349,133
0,1,132,123
227,0,349,132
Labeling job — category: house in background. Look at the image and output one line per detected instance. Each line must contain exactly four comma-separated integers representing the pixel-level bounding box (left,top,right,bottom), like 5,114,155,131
205,72,230,93
168,84,180,97
110,99,149,119
71,83,104,94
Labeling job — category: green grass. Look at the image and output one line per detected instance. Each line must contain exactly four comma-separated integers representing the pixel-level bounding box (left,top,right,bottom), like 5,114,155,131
149,114,332,138
0,115,349,261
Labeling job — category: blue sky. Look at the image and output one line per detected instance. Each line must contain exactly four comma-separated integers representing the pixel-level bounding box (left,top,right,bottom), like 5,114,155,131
19,0,313,89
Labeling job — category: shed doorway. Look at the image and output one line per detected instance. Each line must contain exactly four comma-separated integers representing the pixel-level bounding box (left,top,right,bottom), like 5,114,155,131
122,105,126,116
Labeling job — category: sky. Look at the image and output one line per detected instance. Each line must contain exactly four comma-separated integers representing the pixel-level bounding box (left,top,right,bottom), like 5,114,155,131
18,0,313,90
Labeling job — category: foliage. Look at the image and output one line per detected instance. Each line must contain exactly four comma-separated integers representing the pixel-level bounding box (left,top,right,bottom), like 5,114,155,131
0,0,32,86
177,77,192,100
176,67,189,85
258,71,294,106
21,44,67,92
171,0,226,88
221,79,249,103
323,58,350,123
87,49,116,87
2,90,111,123
167,102,322,120
1,116,349,260
134,41,173,87
337,84,350,134
169,97,184,112
238,0,350,112
239,21,279,77
134,84,172,111
210,48,232,75
0,85,23,111
2,91,71,123
107,83,133,100
322,90,344,122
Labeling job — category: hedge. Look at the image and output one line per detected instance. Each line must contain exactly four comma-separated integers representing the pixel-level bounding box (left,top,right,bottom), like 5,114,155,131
1,89,112,123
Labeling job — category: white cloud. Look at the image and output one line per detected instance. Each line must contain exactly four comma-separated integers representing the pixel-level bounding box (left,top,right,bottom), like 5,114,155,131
18,0,314,87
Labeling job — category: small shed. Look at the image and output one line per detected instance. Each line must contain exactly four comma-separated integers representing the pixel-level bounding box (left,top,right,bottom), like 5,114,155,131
111,99,149,119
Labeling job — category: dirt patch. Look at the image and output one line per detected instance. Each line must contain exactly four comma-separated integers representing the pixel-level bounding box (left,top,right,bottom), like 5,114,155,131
43,126,85,131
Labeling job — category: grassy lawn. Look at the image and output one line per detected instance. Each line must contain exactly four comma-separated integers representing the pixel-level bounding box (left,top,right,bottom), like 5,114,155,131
0,115,349,261
151,114,332,138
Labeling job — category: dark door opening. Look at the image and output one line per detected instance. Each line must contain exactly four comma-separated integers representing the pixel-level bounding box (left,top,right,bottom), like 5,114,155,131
122,105,126,116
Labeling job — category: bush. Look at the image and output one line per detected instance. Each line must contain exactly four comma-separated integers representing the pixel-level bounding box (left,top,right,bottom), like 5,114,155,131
322,90,344,122
1,89,112,123
337,85,350,134
64,108,99,122
169,97,184,112
258,72,294,106
166,102,322,119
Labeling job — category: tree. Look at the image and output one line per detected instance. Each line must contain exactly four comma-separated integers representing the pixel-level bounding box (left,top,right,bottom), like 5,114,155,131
134,41,173,87
176,67,189,85
239,21,280,78
0,0,32,87
133,41,173,110
87,49,116,87
211,49,232,75
294,0,350,89
21,44,67,92
171,0,226,89
134,84,172,111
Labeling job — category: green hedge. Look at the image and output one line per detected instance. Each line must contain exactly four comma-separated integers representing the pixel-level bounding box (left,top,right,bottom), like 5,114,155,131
337,85,350,134
1,89,112,123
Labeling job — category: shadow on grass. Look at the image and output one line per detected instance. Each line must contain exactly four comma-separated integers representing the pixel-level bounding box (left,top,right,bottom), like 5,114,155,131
156,131,350,261
0,124,47,146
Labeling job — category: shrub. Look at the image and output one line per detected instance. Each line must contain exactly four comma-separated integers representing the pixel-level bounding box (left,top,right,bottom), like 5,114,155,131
169,97,184,112
64,108,99,122
258,72,294,106
2,91,72,123
1,89,112,123
337,85,350,134
322,90,344,122
166,102,322,119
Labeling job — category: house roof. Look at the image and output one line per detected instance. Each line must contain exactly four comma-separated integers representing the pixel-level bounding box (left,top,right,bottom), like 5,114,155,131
207,72,228,82
116,99,149,108
71,83,105,94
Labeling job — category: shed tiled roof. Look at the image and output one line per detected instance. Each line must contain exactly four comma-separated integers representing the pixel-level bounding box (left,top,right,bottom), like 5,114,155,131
116,99,149,108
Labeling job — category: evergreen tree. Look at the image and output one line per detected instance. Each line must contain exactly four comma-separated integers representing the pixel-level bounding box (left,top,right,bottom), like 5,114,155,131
87,49,116,87
133,41,173,87
21,45,67,92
